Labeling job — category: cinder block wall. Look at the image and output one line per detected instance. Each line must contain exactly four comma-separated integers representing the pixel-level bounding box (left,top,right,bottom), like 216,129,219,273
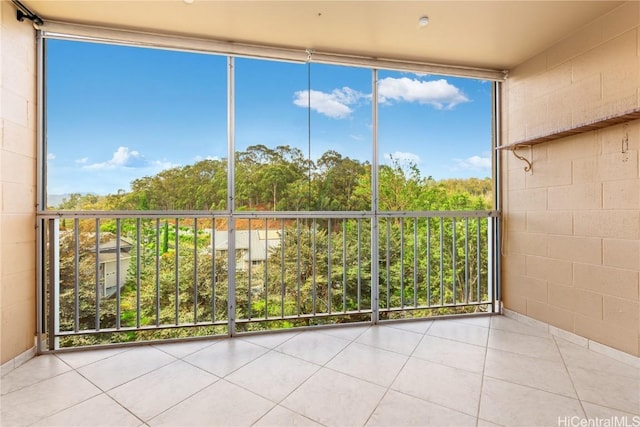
502,1,640,356
0,0,38,364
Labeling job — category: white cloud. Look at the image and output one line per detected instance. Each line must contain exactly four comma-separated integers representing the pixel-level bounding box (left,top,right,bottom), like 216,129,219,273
452,155,491,171
293,87,366,119
378,77,469,109
75,157,88,164
349,134,364,141
384,151,422,164
47,153,56,160
83,146,146,170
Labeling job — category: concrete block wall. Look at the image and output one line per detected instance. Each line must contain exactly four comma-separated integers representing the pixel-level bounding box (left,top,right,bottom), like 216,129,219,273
0,0,37,365
502,1,640,356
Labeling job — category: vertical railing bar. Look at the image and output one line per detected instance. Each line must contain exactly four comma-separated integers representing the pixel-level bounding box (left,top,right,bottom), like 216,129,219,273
386,219,390,310
452,217,457,306
357,218,361,311
280,218,285,319
477,218,482,303
211,218,216,323
95,218,101,331
73,219,79,333
264,218,269,320
371,215,379,322
247,219,252,320
312,218,317,316
296,218,301,316
136,218,141,329
400,218,404,309
327,218,332,315
426,217,431,307
155,219,160,327
413,218,418,307
115,218,121,330
174,218,179,325
488,218,494,310
48,219,60,350
342,219,347,313
465,217,470,305
439,217,444,307
227,217,237,336
193,218,199,324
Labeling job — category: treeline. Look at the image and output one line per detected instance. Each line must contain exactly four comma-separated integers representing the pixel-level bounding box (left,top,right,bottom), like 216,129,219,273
53,145,494,346
54,144,492,212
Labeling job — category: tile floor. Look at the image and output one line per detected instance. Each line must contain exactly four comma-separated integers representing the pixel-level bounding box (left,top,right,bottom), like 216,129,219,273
1,316,638,426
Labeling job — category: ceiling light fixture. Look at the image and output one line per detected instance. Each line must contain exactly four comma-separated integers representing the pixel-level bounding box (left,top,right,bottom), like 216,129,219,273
418,16,429,27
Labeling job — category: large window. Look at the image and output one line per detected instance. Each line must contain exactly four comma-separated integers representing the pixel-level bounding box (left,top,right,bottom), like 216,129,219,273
41,36,499,346
45,40,492,213
377,70,493,212
234,60,371,212
45,40,228,210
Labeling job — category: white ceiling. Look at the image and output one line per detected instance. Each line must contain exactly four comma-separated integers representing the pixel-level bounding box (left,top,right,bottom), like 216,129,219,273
22,0,623,70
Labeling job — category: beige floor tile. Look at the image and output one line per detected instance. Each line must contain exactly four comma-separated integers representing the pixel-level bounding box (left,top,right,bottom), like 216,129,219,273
107,360,218,421
1,355,71,395
253,405,323,427
582,401,640,419
152,339,217,359
356,325,423,356
412,335,486,373
556,338,639,379
31,393,141,427
488,328,562,362
568,365,640,415
226,350,319,402
479,377,584,427
281,367,386,426
484,348,577,398
326,342,408,387
476,418,504,427
316,324,371,340
490,315,549,337
391,357,482,416
183,338,268,377
451,315,492,328
55,347,129,369
275,331,350,365
427,319,489,347
238,330,300,349
77,346,176,391
0,371,101,426
366,390,477,426
148,380,274,426
382,319,433,334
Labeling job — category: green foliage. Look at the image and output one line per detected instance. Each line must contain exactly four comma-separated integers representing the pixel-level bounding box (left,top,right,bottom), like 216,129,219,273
52,147,493,346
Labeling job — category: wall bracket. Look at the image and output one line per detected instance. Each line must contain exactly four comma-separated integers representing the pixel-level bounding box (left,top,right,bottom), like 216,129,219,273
510,145,532,173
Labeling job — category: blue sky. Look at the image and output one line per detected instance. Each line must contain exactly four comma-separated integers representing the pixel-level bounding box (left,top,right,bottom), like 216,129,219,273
46,39,492,196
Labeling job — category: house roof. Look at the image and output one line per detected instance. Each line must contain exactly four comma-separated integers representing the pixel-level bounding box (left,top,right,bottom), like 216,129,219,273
213,230,281,262
22,1,623,71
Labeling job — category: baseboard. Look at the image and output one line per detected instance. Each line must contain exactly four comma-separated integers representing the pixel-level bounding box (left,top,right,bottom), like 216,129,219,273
1,345,36,377
502,308,640,369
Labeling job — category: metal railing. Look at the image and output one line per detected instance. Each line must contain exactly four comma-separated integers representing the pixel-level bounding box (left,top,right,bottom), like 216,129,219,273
39,210,499,350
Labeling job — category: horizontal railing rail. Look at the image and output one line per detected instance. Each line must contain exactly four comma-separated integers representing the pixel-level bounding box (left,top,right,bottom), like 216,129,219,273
40,210,498,350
